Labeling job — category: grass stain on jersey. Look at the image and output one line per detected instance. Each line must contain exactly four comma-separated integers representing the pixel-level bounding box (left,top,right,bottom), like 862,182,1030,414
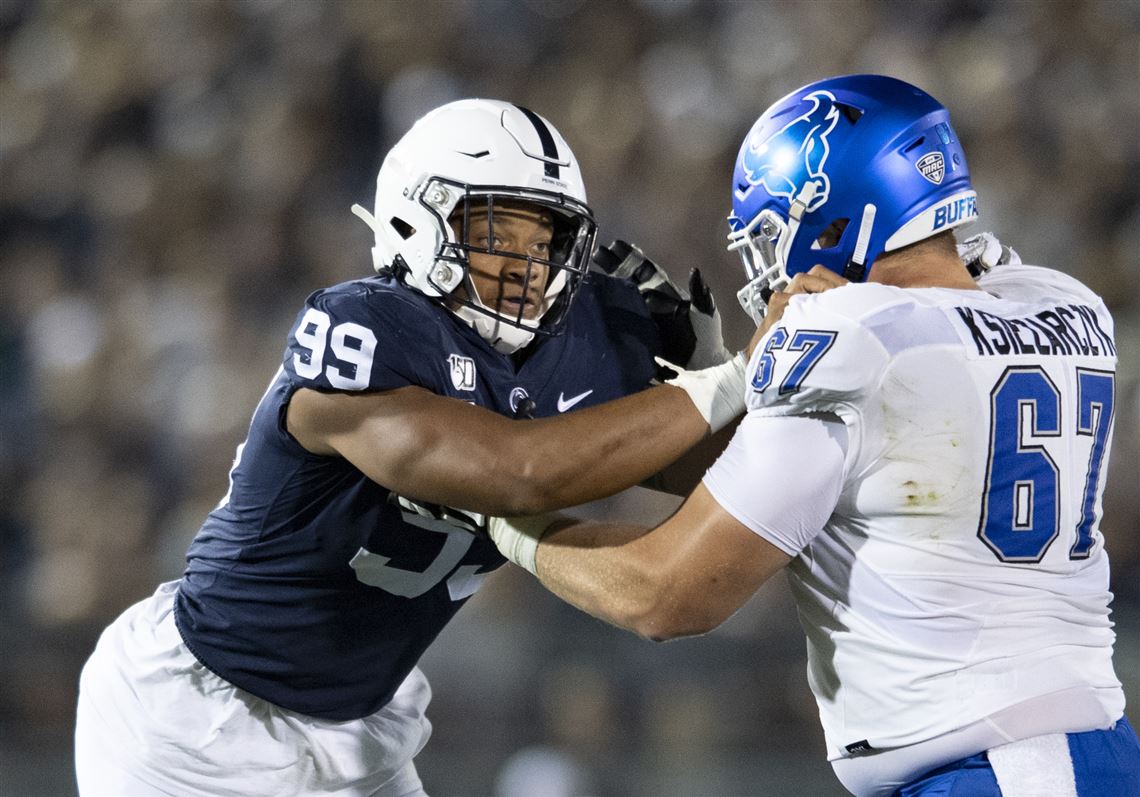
902,479,941,509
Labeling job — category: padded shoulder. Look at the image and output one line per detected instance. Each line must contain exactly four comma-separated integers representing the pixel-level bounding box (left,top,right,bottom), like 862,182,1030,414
977,264,1106,311
282,277,436,393
794,281,915,324
745,286,895,417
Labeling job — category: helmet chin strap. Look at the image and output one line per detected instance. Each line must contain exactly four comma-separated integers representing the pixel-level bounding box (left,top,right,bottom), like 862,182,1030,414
353,199,558,355
842,203,877,282
452,261,566,355
450,267,548,355
454,305,536,354
772,181,819,287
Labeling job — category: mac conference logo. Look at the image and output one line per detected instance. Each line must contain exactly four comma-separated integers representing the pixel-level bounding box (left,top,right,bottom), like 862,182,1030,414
916,152,945,185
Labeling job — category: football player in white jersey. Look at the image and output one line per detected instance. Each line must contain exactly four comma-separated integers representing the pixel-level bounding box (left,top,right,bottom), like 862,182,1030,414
486,75,1139,796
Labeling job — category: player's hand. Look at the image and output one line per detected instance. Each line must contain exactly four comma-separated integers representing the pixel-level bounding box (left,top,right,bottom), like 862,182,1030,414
593,240,732,369
747,266,848,355
655,353,748,434
391,494,487,537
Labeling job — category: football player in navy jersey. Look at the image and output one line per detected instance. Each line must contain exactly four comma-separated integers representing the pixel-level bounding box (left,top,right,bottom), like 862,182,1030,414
74,99,750,796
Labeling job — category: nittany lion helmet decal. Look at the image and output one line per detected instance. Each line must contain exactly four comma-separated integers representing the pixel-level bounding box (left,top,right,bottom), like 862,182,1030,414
727,75,978,323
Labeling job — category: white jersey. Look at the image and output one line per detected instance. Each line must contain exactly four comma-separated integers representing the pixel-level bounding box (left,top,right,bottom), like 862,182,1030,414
708,265,1123,762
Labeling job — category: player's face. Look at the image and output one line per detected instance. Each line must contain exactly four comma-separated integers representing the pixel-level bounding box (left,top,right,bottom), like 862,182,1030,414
450,202,555,321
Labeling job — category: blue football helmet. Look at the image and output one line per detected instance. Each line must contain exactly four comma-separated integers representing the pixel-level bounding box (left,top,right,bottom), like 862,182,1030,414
727,75,978,322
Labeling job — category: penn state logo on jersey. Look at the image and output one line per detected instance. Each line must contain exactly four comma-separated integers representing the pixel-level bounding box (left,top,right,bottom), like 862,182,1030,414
916,152,945,184
740,90,839,213
508,386,529,412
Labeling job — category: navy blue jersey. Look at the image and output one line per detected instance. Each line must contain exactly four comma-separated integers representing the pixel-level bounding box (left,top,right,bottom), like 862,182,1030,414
174,273,657,720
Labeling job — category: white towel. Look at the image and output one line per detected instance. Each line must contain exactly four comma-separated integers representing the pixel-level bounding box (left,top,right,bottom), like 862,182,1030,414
988,733,1078,797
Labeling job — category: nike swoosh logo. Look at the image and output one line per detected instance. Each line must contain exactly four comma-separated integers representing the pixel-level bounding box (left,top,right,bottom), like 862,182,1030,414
557,389,594,412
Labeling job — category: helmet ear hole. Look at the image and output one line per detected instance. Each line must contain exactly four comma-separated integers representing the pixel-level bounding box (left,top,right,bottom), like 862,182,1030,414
834,102,863,124
813,219,849,250
389,217,416,240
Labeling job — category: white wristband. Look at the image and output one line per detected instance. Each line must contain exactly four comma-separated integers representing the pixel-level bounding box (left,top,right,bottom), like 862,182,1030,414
487,513,566,575
657,352,748,434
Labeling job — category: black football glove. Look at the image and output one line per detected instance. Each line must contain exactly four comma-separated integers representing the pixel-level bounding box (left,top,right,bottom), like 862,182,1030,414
592,240,732,369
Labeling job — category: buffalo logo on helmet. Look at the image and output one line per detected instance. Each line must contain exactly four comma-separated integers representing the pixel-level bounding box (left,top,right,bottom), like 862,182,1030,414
741,90,840,213
916,152,946,185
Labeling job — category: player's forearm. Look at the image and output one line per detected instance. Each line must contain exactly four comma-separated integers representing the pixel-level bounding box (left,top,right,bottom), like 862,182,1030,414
385,386,708,514
296,383,710,516
510,384,709,512
489,515,725,642
490,484,782,640
532,519,691,641
641,418,740,496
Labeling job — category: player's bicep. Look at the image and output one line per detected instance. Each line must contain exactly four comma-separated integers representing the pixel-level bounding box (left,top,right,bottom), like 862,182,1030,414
746,295,889,416
641,483,793,634
702,412,848,556
526,466,795,639
285,387,348,456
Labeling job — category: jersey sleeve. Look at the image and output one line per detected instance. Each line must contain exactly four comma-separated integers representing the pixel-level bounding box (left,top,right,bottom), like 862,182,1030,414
744,291,891,418
282,285,419,393
702,412,849,556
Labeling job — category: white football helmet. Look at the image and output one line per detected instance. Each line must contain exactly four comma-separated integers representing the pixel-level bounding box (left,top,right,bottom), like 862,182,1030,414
352,99,597,354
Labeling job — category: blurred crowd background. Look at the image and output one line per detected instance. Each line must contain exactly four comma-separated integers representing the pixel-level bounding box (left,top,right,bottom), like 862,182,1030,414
1,1,1138,795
